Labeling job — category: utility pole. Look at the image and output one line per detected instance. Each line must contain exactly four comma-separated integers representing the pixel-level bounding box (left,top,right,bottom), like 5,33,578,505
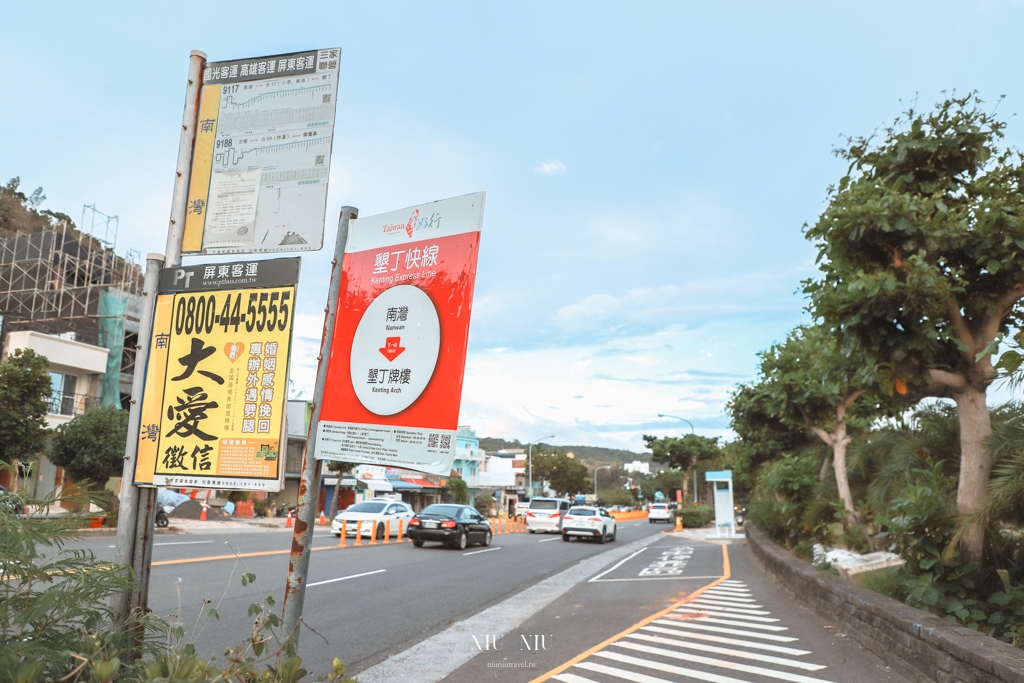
594,465,610,498
112,49,205,631
657,413,698,505
526,434,554,500
281,206,358,644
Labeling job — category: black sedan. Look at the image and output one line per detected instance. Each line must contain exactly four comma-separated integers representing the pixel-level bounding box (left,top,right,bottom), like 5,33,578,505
407,504,492,550
0,484,24,516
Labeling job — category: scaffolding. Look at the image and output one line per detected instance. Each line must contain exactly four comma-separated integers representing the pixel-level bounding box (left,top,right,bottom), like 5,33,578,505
0,215,144,403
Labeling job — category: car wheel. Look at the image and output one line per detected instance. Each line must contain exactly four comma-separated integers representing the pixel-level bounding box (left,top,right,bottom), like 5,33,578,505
454,531,468,550
333,532,341,538
648,519,653,524
598,528,607,544
562,534,571,542
529,529,536,534
609,530,616,542
482,530,492,547
413,540,424,547
376,523,385,539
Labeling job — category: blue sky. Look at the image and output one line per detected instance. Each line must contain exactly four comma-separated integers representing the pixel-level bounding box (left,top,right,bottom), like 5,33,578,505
3,2,1023,451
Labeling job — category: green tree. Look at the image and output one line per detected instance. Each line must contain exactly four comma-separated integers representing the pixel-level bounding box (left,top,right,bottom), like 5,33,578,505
49,406,128,504
805,94,1024,562
325,460,355,518
742,325,901,528
0,348,51,468
642,433,720,503
445,475,469,504
533,453,589,497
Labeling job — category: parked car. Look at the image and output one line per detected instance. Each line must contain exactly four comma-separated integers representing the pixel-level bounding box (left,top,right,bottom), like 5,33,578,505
526,497,571,534
331,498,415,539
407,503,492,549
514,501,531,517
0,484,24,516
561,506,616,543
648,503,673,523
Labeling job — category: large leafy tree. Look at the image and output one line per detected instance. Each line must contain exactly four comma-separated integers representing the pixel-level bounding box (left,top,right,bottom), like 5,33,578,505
0,348,51,467
49,406,128,494
642,434,720,503
532,453,589,497
805,94,1024,562
742,325,900,528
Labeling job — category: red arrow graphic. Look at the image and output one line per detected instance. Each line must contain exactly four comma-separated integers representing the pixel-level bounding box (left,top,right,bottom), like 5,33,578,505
379,336,406,362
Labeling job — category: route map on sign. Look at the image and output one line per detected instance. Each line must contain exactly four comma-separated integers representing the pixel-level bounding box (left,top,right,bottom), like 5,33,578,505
316,193,485,475
133,258,300,491
182,48,340,255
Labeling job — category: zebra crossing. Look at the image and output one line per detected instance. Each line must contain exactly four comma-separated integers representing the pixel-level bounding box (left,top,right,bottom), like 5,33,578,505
551,579,836,683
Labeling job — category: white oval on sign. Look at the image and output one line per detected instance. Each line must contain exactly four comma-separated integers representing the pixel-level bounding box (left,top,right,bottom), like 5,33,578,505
349,285,440,415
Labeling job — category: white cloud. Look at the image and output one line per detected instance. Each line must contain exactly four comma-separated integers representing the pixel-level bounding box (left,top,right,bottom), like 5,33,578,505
534,160,567,175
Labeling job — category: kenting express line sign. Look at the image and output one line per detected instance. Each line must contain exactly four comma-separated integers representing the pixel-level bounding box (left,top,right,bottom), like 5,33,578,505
134,258,299,491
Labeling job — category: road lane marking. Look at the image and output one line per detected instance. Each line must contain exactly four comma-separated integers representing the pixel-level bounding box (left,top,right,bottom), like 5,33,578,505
529,543,730,683
639,626,811,655
627,633,823,670
671,612,787,631
591,576,723,582
694,597,764,609
307,569,386,587
463,547,501,556
595,649,837,683
576,660,746,683
539,537,562,542
688,601,771,615
675,607,780,623
587,548,648,582
108,540,215,548
651,619,798,642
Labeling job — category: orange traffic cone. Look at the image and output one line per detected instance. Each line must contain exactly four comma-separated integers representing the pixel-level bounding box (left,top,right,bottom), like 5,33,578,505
319,510,327,525
285,510,293,528
199,505,208,522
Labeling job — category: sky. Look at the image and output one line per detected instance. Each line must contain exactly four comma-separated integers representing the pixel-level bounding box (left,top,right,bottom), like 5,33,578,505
3,1,1023,452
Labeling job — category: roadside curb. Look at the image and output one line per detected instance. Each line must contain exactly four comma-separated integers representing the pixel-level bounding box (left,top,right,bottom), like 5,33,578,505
746,525,1024,683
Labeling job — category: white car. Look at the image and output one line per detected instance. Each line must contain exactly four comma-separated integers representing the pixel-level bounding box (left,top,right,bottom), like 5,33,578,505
526,497,571,533
331,499,415,538
561,506,616,543
648,503,673,523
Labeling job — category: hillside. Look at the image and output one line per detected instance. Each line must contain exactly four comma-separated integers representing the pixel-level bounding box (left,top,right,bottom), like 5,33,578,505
478,436,649,468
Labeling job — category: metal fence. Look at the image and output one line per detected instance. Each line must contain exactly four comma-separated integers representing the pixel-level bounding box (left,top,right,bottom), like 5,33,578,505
46,391,102,416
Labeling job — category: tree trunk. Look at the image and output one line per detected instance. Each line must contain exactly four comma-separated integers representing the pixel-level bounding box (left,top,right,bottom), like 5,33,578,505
952,386,992,564
819,456,832,481
681,466,691,504
831,427,858,529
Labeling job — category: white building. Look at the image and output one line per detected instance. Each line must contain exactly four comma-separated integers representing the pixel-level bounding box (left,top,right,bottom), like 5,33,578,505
1,330,109,498
624,460,651,475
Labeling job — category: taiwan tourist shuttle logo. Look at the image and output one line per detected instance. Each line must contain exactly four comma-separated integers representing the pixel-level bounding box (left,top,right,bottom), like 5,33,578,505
381,208,443,239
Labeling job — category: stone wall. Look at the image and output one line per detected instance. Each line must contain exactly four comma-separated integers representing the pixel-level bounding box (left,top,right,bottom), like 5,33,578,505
745,526,1024,683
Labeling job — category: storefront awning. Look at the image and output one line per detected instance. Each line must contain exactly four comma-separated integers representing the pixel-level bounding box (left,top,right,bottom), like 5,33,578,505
402,478,443,489
390,480,423,492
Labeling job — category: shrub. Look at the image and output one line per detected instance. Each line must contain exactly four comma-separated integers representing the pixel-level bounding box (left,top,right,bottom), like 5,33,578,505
473,495,493,517
674,505,714,528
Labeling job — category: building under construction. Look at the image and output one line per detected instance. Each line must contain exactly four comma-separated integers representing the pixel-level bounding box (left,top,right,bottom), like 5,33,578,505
0,219,144,407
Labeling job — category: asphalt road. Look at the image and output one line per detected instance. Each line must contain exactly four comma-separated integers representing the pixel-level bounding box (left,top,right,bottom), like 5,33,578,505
66,523,911,682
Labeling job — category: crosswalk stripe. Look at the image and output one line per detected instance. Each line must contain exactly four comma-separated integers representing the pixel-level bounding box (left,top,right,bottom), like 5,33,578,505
639,625,811,655
699,594,758,603
604,643,837,683
721,580,746,586
576,660,749,683
705,587,751,594
688,601,771,615
675,607,780,623
552,674,603,683
667,613,789,631
625,633,827,671
690,597,764,609
651,619,798,642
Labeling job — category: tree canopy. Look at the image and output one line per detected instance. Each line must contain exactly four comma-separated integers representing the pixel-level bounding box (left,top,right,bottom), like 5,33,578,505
49,406,129,490
804,93,1024,561
0,349,51,466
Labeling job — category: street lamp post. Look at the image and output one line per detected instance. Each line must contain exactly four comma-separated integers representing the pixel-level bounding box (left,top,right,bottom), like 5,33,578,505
594,465,611,498
657,413,698,505
528,436,552,499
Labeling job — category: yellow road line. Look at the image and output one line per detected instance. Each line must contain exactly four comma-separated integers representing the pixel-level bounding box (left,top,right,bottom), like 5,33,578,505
528,542,730,683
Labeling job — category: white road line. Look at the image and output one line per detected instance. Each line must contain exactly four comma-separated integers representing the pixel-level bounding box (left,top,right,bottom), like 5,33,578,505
700,593,758,603
626,633,825,670
722,580,746,585
693,597,764,609
539,537,562,542
597,648,837,683
704,588,753,596
307,569,386,587
588,547,647,582
591,576,723,583
577,659,749,683
109,540,214,548
669,613,788,631
676,607,780,623
652,619,798,642
688,601,771,615
463,547,501,556
640,625,811,656
552,674,603,683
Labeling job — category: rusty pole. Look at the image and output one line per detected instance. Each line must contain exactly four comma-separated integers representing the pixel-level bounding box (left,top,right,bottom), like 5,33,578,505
281,206,358,643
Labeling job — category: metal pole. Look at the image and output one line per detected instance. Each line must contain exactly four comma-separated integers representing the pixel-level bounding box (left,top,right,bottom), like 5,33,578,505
527,442,533,500
281,206,358,644
126,49,206,626
595,465,610,498
112,253,164,628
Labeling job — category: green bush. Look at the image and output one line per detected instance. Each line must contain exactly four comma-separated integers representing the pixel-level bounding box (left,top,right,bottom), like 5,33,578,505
674,505,714,528
254,498,270,517
473,495,493,517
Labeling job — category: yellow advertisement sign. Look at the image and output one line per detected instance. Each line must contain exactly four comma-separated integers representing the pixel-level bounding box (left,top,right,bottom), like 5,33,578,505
134,258,300,491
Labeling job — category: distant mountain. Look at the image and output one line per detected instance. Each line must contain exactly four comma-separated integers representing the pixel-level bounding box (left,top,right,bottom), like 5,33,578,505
478,437,649,468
